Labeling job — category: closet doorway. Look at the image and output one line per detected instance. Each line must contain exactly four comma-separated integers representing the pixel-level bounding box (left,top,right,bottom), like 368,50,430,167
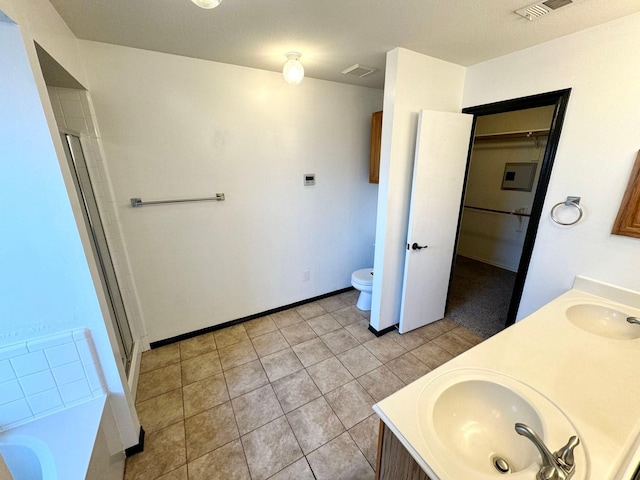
446,90,571,338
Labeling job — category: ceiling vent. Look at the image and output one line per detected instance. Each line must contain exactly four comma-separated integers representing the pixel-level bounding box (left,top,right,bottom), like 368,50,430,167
515,0,582,21
342,64,377,78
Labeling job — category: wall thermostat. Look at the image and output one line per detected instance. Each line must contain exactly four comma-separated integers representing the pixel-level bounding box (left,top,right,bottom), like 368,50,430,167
304,174,316,186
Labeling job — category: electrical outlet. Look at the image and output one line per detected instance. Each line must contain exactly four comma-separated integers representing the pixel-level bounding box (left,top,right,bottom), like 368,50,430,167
303,270,310,281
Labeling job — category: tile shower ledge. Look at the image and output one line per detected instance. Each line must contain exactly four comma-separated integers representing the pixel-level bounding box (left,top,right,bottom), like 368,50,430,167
374,278,640,480
0,395,107,480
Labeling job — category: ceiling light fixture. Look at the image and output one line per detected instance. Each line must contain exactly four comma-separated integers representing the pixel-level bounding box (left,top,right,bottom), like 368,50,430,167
283,52,304,85
190,0,222,9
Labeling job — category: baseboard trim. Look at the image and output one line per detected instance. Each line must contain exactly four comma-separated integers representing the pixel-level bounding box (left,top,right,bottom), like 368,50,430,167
150,287,354,349
456,253,517,273
368,324,396,337
125,427,145,457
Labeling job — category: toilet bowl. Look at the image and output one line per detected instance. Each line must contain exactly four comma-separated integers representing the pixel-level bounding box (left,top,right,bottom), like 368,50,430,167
351,268,374,311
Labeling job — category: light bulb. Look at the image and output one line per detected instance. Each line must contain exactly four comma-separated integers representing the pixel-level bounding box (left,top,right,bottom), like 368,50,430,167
191,0,222,9
283,52,304,85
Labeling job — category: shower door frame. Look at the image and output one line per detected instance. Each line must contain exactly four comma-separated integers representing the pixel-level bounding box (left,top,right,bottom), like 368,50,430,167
60,130,134,374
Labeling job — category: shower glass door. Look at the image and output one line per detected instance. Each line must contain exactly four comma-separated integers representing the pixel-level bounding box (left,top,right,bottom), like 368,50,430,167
61,132,134,374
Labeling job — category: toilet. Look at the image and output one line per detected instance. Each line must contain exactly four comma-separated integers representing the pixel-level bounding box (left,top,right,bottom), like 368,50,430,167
351,268,374,311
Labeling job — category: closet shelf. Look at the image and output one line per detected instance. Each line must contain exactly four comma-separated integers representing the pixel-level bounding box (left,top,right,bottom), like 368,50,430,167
474,129,549,142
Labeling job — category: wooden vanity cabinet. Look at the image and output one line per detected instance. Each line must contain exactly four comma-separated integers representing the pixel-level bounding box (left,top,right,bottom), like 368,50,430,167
376,422,432,480
369,111,383,184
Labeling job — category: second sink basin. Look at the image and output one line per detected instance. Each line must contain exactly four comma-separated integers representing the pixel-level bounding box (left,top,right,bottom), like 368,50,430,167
417,369,587,479
566,303,640,339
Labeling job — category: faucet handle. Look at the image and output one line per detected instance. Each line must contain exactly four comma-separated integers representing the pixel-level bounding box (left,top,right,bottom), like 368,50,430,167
555,435,580,468
539,465,560,480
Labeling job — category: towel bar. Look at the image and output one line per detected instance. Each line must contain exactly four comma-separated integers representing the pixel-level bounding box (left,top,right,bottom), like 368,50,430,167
130,193,225,207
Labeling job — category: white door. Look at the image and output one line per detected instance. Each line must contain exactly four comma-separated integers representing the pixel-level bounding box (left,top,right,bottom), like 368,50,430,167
399,110,473,333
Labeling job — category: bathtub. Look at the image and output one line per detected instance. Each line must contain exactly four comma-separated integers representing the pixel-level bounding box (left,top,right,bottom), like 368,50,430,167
0,396,123,480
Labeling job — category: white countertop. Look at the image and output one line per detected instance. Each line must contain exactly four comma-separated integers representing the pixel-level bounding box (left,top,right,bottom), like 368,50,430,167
373,280,640,480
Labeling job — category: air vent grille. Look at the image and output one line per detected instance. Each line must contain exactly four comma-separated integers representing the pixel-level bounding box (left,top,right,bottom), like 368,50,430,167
515,0,583,20
518,4,550,19
342,64,377,78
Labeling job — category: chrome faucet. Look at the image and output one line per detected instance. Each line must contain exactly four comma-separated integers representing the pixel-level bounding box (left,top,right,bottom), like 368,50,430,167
628,317,640,325
515,423,580,480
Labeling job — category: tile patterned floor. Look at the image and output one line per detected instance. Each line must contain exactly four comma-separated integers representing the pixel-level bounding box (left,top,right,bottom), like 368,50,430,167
125,290,484,480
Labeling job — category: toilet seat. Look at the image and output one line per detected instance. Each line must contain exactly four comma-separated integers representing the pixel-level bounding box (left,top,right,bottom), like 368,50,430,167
352,268,373,287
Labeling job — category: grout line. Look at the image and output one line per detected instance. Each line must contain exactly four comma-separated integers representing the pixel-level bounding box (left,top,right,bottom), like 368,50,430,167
222,371,254,480
180,378,188,478
131,296,482,479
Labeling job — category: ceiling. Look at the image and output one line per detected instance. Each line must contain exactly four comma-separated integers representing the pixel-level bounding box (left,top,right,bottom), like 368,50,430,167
47,0,640,89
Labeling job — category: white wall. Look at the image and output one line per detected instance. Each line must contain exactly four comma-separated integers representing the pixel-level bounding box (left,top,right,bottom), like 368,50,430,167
458,107,554,271
459,138,543,271
0,0,86,87
463,12,640,319
0,1,139,448
370,48,466,331
79,41,383,343
0,20,139,449
0,21,97,353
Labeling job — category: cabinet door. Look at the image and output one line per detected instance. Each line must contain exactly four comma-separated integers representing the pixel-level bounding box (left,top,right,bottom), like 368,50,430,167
612,150,640,238
370,111,383,184
377,423,432,480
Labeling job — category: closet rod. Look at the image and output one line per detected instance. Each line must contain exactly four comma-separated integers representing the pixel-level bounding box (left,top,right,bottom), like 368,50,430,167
464,205,531,217
474,129,549,142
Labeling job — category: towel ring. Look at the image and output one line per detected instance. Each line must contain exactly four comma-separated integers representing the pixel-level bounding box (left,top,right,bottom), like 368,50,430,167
551,196,583,226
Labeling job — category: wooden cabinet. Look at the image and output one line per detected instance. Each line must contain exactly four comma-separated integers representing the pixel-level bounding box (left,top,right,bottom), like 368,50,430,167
376,422,432,480
370,111,383,184
612,150,640,238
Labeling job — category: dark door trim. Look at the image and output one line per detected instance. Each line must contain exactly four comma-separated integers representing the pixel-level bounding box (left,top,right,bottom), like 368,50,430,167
458,88,572,327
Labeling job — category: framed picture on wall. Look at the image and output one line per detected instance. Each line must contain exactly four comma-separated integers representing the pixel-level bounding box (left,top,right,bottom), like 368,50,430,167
501,162,537,192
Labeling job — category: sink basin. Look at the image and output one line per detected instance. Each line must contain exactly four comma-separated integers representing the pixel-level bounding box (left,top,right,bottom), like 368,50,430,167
432,379,542,475
417,369,587,479
566,304,640,339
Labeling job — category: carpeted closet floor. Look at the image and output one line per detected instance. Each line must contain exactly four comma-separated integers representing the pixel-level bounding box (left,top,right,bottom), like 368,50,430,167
447,255,517,339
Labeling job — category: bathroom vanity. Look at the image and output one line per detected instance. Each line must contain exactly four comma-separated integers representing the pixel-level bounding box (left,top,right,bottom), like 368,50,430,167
373,277,640,480
376,422,431,480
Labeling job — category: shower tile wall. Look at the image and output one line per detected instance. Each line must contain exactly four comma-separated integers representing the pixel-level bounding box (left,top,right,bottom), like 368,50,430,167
47,86,145,349
0,329,106,430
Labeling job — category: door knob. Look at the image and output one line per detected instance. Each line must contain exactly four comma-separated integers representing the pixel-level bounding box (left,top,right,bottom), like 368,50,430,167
409,242,428,250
